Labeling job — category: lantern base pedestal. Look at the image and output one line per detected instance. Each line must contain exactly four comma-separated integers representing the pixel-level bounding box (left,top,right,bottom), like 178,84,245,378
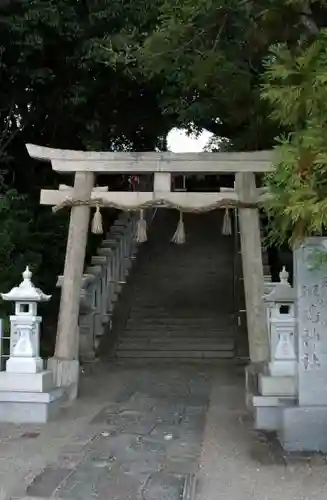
0,370,53,392
259,374,297,397
6,356,44,374
0,387,63,423
269,360,297,377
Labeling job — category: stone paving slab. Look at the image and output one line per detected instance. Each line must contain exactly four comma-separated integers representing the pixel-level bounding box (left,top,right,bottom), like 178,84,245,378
14,365,212,500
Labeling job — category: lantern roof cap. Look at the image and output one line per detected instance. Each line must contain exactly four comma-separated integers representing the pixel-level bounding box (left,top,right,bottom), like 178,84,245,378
264,267,295,303
1,266,51,302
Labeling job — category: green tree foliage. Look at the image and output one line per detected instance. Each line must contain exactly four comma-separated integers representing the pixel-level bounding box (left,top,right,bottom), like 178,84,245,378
0,0,172,271
262,19,327,245
1,0,171,155
139,0,327,150
0,0,173,343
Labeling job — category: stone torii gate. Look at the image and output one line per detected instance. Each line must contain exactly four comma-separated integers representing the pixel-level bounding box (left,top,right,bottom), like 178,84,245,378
26,144,274,399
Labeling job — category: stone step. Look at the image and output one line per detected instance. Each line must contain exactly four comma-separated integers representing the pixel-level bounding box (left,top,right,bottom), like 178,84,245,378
131,287,231,292
128,303,227,309
126,310,232,317
127,306,230,312
132,272,230,277
121,329,233,336
117,341,235,351
128,308,230,314
108,210,239,361
122,331,233,339
122,327,233,335
115,350,234,359
126,309,231,315
119,330,233,338
124,323,233,331
126,319,234,325
126,309,233,316
127,312,233,329
120,339,234,346
132,272,225,279
129,312,230,319
120,340,235,347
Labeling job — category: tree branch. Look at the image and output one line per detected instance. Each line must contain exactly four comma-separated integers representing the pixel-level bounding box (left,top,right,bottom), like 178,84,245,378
300,1,319,35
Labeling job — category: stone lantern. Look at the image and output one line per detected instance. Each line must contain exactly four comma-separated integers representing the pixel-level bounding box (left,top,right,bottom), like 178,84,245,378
264,267,297,377
1,266,51,373
0,266,63,423
259,267,297,398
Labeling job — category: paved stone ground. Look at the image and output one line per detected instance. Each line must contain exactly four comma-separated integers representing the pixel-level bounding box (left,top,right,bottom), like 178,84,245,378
197,366,327,500
0,363,212,500
0,362,327,500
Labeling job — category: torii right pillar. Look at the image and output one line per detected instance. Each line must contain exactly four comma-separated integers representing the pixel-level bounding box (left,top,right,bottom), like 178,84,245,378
235,172,269,364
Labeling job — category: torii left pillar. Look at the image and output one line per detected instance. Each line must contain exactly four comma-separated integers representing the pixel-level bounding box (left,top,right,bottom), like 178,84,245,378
48,171,94,401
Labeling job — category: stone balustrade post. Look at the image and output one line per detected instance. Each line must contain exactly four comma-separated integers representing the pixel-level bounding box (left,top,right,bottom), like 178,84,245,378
100,272,108,320
70,211,148,363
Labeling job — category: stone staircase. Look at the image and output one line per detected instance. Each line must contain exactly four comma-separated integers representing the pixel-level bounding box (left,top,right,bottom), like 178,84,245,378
112,209,237,361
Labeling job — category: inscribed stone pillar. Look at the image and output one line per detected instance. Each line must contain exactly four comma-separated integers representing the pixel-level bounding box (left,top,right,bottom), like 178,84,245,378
294,239,327,405
280,238,327,452
235,172,269,363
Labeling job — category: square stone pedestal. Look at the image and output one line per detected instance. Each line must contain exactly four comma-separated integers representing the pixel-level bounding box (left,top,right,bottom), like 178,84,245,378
252,395,296,431
6,355,44,374
0,370,63,423
259,374,297,397
279,406,327,452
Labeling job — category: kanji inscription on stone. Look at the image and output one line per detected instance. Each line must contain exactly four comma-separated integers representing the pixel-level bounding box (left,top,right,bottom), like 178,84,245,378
294,238,327,406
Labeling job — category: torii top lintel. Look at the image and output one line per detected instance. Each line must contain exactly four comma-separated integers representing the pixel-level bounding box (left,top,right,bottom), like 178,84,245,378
26,144,274,174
